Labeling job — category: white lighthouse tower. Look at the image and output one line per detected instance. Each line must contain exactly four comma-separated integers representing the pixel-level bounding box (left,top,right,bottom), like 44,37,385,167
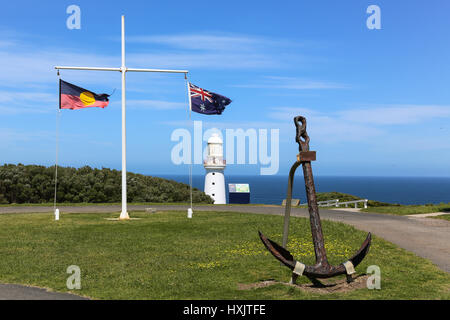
204,133,226,204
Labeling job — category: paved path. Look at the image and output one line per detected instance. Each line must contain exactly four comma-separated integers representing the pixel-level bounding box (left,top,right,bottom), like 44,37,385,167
406,212,448,218
0,284,88,300
0,204,448,299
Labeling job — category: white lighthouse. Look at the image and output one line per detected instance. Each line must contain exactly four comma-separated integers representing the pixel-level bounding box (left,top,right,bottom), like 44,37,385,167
204,133,226,204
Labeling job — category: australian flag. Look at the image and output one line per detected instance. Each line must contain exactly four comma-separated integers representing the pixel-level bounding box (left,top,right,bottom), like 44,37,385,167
189,83,232,115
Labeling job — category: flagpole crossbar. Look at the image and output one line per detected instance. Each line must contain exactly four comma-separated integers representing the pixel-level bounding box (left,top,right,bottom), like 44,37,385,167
54,66,188,74
127,68,188,74
55,66,121,72
54,16,189,221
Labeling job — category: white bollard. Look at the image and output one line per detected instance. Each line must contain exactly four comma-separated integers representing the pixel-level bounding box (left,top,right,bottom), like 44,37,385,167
55,208,60,221
187,208,193,219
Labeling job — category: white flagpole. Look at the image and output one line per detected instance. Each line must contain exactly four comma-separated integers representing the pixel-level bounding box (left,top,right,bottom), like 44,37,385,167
54,73,61,220
186,80,193,218
119,15,129,220
54,16,188,221
187,81,192,115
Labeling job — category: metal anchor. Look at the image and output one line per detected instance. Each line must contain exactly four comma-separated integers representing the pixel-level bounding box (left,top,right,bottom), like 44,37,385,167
259,116,371,283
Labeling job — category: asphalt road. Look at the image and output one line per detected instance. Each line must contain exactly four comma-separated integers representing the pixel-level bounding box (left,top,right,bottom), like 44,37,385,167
0,204,449,299
0,284,88,300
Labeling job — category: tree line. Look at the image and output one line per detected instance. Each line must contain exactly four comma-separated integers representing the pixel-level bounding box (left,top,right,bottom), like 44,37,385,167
0,164,213,204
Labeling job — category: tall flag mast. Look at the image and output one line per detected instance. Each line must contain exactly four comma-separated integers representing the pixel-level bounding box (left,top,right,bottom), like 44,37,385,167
55,16,188,220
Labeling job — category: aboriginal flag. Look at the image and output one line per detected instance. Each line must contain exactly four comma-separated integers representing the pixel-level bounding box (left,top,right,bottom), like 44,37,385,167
59,79,110,110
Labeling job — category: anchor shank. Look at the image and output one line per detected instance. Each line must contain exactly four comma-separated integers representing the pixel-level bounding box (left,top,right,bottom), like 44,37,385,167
302,160,328,266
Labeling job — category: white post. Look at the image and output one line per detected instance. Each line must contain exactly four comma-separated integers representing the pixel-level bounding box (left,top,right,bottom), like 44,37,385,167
186,80,193,216
119,15,129,220
187,81,192,114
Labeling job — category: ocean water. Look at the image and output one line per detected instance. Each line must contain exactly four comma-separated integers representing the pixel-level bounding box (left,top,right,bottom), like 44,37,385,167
159,175,450,205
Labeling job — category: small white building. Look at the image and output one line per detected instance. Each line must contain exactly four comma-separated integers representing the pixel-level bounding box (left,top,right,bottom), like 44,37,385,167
204,133,226,204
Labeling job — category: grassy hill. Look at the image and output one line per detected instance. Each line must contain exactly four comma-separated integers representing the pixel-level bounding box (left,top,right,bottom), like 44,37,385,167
317,191,450,215
0,164,213,204
316,191,395,207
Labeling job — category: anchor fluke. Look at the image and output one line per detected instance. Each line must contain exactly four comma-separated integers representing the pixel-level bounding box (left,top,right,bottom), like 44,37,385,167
347,232,372,267
259,231,372,279
258,231,295,269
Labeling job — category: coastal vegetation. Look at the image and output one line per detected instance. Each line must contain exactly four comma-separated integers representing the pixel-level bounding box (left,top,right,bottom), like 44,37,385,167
318,191,450,215
316,191,393,207
430,214,450,221
361,203,450,215
0,210,448,299
1,164,448,216
0,164,213,204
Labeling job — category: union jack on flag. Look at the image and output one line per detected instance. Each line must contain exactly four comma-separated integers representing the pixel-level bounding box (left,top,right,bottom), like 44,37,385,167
189,83,214,103
188,82,232,115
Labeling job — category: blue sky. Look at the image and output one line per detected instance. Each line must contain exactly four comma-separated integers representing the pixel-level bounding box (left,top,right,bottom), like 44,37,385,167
1,0,450,177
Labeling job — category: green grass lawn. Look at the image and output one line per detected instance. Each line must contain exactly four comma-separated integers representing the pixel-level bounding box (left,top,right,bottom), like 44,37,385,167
0,202,275,207
0,210,448,300
0,202,195,207
362,203,450,216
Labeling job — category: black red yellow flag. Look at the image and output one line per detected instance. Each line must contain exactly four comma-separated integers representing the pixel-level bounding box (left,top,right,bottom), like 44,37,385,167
59,79,109,110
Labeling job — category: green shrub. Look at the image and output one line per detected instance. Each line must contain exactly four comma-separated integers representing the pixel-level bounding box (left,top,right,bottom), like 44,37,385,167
0,164,213,204
316,191,395,207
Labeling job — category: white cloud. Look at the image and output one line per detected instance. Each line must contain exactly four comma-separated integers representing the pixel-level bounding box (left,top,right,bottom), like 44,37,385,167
0,91,55,103
0,32,303,94
127,34,269,51
163,119,284,130
0,47,120,87
268,107,382,142
0,128,53,143
125,33,307,70
233,76,349,90
0,91,56,114
270,105,450,125
127,99,185,110
127,33,302,52
267,104,450,144
128,52,283,70
338,105,450,125
0,40,15,48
